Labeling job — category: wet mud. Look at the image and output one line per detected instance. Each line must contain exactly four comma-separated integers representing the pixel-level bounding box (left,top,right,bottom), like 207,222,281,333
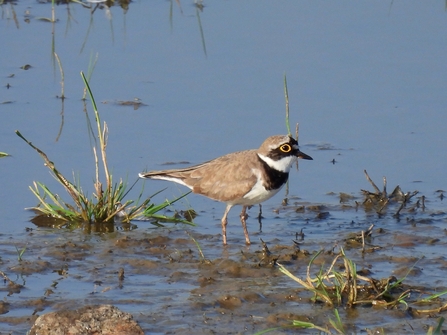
0,195,446,334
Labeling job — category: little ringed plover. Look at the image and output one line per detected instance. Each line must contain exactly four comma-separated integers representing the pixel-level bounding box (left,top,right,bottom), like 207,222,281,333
139,135,312,245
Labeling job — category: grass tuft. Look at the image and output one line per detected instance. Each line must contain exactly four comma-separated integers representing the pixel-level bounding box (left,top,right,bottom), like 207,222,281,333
15,72,194,228
277,248,447,333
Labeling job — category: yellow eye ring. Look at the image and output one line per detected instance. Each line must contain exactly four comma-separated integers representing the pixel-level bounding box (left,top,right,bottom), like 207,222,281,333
280,144,292,153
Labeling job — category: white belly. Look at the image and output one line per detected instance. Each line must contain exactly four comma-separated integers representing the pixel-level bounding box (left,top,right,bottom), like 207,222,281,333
230,169,285,206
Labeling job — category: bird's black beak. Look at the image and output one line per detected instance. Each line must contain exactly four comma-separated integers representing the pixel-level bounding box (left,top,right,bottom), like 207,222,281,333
297,150,313,160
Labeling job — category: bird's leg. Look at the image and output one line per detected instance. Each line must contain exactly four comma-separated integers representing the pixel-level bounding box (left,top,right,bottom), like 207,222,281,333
240,206,251,245
221,204,233,245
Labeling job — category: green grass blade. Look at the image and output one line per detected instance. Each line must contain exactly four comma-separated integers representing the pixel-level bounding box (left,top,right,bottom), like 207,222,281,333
421,290,447,302
292,320,316,328
29,184,64,219
433,317,445,335
329,308,345,334
143,191,191,215
80,71,98,116
284,73,291,136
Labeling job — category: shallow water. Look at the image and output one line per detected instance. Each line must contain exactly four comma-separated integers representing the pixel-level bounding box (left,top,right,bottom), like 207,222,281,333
1,0,447,333
1,202,447,334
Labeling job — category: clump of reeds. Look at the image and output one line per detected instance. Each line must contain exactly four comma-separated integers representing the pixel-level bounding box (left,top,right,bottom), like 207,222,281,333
15,72,194,227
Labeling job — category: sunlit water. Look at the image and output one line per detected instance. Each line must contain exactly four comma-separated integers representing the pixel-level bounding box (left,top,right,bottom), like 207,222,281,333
1,1,446,333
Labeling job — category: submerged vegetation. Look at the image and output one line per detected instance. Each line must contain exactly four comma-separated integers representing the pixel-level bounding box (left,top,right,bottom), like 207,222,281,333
15,72,194,228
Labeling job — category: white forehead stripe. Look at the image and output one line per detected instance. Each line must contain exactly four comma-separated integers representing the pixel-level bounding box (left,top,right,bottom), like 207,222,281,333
257,153,296,173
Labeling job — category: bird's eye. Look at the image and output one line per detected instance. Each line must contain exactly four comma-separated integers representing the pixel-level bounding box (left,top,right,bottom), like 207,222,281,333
279,144,292,153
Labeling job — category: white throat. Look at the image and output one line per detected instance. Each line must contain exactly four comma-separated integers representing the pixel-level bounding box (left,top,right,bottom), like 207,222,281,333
257,153,296,173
